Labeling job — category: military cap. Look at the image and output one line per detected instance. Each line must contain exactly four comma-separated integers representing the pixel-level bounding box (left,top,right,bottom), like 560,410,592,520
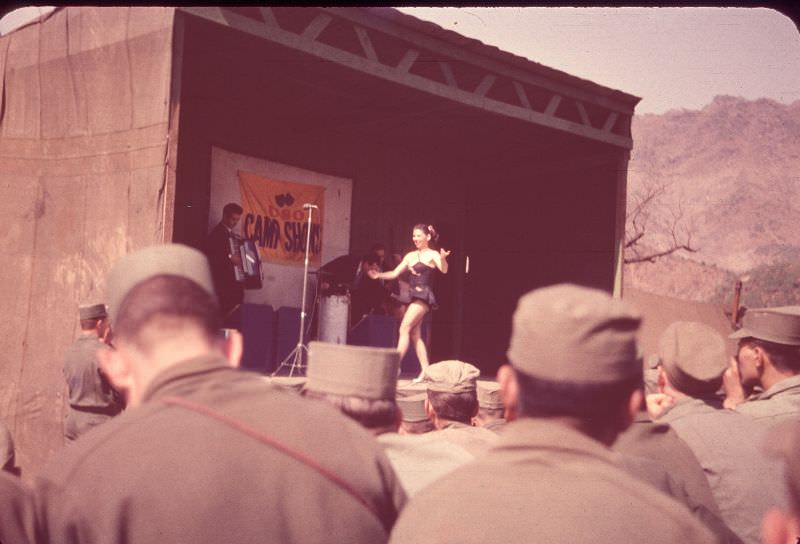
106,244,215,324
477,380,504,409
507,284,642,384
423,360,479,394
730,306,800,346
305,341,399,400
397,393,429,422
79,303,107,321
658,321,727,396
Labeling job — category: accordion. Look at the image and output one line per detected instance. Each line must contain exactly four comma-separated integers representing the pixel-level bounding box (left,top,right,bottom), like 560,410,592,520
228,235,263,289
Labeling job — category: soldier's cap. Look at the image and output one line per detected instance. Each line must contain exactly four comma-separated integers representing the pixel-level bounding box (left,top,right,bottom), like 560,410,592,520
507,284,642,384
477,380,504,409
658,321,727,396
305,341,399,400
730,306,800,346
423,360,480,394
764,420,800,512
79,303,107,321
106,244,215,325
397,393,429,422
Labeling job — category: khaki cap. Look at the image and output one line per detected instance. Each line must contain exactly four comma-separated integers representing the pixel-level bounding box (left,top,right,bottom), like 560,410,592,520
730,306,800,346
507,284,642,384
106,244,215,324
305,341,399,400
397,393,429,422
79,303,107,320
658,321,727,396
477,381,504,409
423,360,479,394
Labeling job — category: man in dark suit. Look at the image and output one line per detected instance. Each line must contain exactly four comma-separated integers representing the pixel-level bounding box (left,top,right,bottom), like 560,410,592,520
205,202,244,321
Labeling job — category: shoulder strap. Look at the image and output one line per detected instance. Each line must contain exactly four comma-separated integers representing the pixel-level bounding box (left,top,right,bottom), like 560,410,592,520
160,396,387,531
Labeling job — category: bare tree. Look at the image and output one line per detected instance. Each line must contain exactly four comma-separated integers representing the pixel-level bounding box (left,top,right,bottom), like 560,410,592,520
624,180,698,264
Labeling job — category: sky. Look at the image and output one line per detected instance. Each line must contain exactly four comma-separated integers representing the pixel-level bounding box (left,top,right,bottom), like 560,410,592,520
397,7,800,115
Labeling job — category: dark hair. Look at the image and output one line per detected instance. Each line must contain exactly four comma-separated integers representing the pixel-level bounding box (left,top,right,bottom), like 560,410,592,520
401,419,436,434
114,275,220,353
413,223,439,245
741,338,800,373
223,203,243,218
369,243,386,254
302,390,399,430
478,406,505,420
515,369,640,423
361,253,381,266
426,390,477,424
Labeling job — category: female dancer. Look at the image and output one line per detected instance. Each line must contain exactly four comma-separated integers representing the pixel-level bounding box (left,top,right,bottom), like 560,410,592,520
368,224,449,381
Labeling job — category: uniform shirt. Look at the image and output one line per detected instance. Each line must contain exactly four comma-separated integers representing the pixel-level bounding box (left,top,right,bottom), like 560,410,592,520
389,418,716,544
735,374,800,422
658,396,788,544
37,354,406,544
62,335,121,410
0,472,35,544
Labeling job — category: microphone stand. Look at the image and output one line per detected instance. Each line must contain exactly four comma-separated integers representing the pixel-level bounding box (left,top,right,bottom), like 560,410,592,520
272,203,317,376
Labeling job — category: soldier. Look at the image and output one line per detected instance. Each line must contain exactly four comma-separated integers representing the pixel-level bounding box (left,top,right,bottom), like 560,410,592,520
62,302,123,442
724,306,800,422
762,420,800,544
396,393,434,435
303,341,401,435
0,472,36,544
389,284,715,544
473,380,506,433
35,244,405,543
649,321,787,544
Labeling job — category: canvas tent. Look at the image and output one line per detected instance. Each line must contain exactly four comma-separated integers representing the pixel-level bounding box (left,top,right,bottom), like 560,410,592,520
0,6,639,475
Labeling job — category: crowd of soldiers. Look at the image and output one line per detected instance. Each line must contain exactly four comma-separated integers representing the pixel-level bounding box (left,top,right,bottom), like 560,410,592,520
2,242,800,544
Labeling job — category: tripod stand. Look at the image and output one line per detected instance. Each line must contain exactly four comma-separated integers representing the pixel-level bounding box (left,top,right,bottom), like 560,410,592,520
272,203,317,377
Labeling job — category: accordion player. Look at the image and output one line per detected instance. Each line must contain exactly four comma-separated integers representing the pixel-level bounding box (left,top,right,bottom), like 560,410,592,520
228,234,263,289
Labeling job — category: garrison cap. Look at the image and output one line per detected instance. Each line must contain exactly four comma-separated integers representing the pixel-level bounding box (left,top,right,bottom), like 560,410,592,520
423,360,479,394
79,303,107,321
658,321,727,396
507,284,642,384
730,306,800,346
477,381,504,409
106,244,215,325
397,393,429,422
306,341,399,400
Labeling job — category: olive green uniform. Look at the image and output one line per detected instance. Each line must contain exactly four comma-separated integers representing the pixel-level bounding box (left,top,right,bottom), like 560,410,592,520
389,419,715,544
62,334,122,441
0,472,35,544
735,374,800,422
37,354,406,544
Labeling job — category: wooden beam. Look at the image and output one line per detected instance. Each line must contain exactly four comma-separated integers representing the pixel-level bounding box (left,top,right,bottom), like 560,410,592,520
439,62,458,88
576,101,591,127
512,81,531,110
258,7,279,28
396,49,419,73
474,74,496,97
354,26,378,62
602,112,618,133
544,95,562,116
302,13,332,41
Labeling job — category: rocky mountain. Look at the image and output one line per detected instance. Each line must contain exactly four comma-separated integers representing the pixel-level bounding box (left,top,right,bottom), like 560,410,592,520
624,96,800,302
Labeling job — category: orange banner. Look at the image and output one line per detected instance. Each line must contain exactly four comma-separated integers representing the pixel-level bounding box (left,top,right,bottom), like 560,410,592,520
238,170,325,265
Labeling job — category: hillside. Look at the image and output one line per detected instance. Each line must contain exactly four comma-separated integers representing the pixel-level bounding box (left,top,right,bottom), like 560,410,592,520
624,96,800,302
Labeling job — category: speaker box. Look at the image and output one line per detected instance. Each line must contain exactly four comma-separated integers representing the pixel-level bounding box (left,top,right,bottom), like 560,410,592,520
275,306,306,369
236,303,275,374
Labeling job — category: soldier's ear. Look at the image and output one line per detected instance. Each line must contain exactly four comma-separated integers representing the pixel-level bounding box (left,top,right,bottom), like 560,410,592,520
97,346,135,400
424,398,436,419
223,330,243,368
623,389,643,430
497,364,518,422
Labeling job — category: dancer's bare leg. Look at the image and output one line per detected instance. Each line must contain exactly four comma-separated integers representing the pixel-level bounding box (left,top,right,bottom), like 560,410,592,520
397,300,427,357
399,302,429,381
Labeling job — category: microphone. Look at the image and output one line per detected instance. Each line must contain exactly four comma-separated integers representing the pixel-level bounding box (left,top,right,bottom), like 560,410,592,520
303,203,319,210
